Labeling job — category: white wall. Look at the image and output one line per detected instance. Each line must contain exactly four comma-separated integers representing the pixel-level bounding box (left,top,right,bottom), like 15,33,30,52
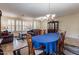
58,13,79,39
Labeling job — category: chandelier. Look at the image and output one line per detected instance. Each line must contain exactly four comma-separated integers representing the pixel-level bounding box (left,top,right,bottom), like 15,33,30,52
46,14,56,21
46,0,56,22
36,1,57,21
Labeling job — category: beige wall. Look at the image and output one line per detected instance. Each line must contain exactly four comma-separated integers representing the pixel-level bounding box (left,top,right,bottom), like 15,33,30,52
58,13,79,39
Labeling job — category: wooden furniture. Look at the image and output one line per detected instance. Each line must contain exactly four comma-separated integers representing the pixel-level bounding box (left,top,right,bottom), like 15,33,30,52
1,31,13,44
48,21,59,33
26,34,45,55
27,29,46,36
32,33,60,55
27,29,41,36
40,30,46,35
57,31,66,54
13,38,28,55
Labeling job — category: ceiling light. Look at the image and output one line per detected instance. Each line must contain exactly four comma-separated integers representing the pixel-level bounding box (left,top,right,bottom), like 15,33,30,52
46,0,56,21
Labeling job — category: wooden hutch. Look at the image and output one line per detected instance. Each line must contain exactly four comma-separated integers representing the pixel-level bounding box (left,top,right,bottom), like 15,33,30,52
48,21,59,33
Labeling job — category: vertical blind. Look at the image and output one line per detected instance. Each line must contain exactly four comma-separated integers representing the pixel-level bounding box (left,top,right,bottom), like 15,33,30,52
1,17,42,32
1,17,33,32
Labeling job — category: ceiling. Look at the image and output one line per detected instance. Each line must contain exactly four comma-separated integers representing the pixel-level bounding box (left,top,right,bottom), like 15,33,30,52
0,3,79,18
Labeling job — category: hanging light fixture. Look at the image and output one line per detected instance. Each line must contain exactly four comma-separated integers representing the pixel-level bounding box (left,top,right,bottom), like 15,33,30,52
36,1,56,21
46,0,56,22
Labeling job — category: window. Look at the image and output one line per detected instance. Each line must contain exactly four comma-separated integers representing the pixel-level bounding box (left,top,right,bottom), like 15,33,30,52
23,20,32,31
16,20,19,31
16,20,22,31
11,20,15,32
33,21,41,29
1,18,15,32
33,21,37,29
1,18,8,31
1,17,34,32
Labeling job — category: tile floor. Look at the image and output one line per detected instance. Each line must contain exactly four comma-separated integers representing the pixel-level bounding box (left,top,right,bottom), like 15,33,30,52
65,37,79,47
0,37,79,55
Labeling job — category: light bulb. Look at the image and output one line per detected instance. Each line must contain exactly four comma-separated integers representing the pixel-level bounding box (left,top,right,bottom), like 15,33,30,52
46,14,50,17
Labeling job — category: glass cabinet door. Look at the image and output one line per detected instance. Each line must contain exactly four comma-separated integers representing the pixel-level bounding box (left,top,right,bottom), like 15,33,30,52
48,21,59,33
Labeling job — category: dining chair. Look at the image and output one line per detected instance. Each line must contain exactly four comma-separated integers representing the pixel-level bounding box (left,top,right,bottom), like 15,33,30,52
26,34,45,55
57,31,66,54
40,30,44,35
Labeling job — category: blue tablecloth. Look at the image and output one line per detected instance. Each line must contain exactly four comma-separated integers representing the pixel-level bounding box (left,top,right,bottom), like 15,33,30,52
32,32,60,54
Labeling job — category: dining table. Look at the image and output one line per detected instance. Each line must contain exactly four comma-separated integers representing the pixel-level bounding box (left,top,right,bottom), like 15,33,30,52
32,32,60,54
13,38,28,55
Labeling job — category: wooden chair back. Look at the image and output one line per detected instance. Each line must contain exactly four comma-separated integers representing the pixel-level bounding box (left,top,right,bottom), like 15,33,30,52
26,34,35,55
60,31,66,45
40,30,46,35
57,31,66,54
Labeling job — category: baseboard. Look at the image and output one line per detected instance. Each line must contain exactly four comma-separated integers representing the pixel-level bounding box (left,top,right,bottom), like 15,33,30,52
66,34,79,40
66,37,79,40
65,44,79,48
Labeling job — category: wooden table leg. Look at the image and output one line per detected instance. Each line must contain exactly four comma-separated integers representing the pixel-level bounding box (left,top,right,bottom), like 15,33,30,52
17,50,21,55
13,50,17,55
13,50,21,55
